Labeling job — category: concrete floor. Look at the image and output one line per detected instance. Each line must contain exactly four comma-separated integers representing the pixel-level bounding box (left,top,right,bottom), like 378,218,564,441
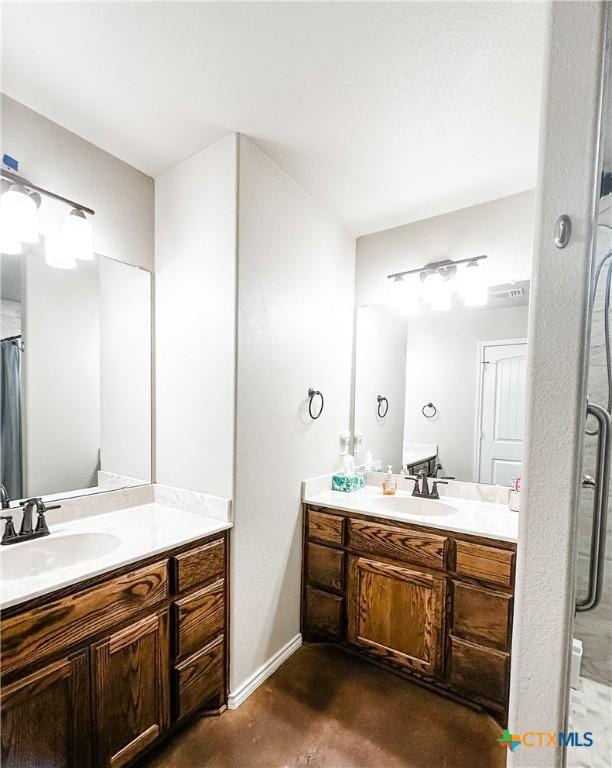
143,644,505,768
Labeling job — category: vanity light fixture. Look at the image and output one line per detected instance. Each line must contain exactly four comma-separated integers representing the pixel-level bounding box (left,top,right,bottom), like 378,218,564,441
0,163,95,268
387,255,488,313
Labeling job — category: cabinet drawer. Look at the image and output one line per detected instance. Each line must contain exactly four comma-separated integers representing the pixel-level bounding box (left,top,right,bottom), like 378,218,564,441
348,519,446,571
305,586,343,639
1,560,169,676
454,541,514,588
307,509,344,546
172,538,225,595
174,636,225,720
174,579,225,660
452,581,512,651
307,542,344,592
448,636,509,706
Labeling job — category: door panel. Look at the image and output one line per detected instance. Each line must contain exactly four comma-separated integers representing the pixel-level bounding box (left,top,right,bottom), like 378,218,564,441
1,651,91,768
92,611,169,768
478,341,527,485
347,555,446,678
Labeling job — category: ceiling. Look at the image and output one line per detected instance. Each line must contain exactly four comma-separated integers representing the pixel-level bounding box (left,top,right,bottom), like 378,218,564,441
1,2,547,236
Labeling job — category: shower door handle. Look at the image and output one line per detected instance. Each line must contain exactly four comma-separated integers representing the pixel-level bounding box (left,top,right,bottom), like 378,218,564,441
576,400,611,612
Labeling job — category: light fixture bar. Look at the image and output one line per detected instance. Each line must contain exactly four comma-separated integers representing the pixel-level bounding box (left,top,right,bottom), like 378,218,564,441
387,254,487,280
0,168,95,216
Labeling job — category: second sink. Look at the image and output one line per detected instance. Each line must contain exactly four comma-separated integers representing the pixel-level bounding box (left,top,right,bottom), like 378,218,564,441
373,494,457,517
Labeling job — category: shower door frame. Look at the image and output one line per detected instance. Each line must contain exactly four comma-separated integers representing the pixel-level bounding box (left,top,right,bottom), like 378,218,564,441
508,3,610,768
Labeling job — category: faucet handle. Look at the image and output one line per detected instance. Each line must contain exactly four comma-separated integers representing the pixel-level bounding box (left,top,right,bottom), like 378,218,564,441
34,502,61,535
1,515,17,544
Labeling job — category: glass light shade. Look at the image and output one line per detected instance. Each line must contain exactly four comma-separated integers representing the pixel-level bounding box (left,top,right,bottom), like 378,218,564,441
399,278,420,316
388,276,406,309
63,209,94,261
461,261,488,306
430,283,452,311
45,235,76,270
0,184,39,244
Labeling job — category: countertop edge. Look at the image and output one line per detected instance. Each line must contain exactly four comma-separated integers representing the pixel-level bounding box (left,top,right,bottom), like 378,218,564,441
303,491,518,544
0,510,233,612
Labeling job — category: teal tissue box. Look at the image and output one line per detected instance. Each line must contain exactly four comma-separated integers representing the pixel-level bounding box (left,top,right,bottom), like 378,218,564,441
331,473,365,492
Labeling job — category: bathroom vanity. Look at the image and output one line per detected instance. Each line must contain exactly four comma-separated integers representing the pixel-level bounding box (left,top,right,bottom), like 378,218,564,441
301,488,517,723
0,510,230,768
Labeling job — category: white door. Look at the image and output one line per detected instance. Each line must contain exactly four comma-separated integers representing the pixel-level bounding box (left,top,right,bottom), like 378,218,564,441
477,341,527,485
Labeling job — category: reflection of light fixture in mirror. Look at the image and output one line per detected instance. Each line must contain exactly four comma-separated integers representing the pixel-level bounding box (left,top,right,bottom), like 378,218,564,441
45,235,76,269
388,276,406,309
0,184,40,244
461,261,488,306
387,254,488,313
422,271,452,311
63,209,94,261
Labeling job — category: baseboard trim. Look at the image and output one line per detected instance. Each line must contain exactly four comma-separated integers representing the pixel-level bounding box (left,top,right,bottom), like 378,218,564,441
227,633,302,710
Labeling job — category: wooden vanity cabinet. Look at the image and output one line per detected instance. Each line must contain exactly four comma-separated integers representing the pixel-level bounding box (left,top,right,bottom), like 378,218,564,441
302,505,516,722
347,555,446,678
92,611,170,768
0,530,229,768
0,650,91,768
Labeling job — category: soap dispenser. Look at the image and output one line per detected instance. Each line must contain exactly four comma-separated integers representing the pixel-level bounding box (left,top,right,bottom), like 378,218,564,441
382,465,397,496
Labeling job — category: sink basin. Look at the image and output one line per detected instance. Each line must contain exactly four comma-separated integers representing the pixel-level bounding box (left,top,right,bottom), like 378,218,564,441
0,532,121,580
373,494,457,517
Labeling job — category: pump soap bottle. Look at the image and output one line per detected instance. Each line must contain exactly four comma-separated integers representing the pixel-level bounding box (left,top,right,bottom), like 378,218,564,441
382,465,397,495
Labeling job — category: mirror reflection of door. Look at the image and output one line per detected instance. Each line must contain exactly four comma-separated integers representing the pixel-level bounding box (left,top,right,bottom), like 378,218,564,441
476,340,527,485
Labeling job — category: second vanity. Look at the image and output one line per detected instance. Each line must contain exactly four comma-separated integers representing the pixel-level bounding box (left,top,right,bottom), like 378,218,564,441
301,480,518,724
0,498,231,768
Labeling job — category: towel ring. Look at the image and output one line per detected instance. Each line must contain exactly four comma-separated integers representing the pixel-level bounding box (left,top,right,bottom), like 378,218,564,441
308,388,324,420
422,402,437,419
377,395,389,418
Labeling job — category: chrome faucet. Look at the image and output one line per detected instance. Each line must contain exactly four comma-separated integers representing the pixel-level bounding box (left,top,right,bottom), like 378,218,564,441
405,470,448,500
1,497,61,545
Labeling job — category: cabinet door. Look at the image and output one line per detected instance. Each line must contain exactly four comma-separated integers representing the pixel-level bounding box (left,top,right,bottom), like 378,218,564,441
1,650,91,768
347,555,446,678
92,611,169,768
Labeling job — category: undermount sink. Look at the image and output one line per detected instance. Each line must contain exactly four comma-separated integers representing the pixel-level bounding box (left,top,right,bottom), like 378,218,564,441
373,494,457,517
0,532,121,580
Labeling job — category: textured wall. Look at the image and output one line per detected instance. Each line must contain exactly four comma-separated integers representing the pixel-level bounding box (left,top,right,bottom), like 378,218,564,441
155,135,237,498
231,136,355,691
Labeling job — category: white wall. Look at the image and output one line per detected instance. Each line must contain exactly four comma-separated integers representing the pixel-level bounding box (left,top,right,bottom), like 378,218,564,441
355,190,535,307
24,253,100,496
403,304,529,481
232,136,355,691
155,135,237,499
1,96,154,270
354,305,406,470
99,258,151,483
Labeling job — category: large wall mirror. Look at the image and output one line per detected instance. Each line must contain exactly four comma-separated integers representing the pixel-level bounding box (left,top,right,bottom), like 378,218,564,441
353,280,530,486
0,249,152,501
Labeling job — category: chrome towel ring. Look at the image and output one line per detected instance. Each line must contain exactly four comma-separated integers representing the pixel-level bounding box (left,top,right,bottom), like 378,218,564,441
377,395,389,418
308,388,324,420
422,402,437,419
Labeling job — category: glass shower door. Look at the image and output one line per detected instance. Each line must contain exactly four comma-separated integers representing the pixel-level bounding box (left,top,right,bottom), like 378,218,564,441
569,37,612,767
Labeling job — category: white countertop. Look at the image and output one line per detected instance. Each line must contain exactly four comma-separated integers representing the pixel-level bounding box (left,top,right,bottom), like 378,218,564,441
304,486,518,543
0,504,232,610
